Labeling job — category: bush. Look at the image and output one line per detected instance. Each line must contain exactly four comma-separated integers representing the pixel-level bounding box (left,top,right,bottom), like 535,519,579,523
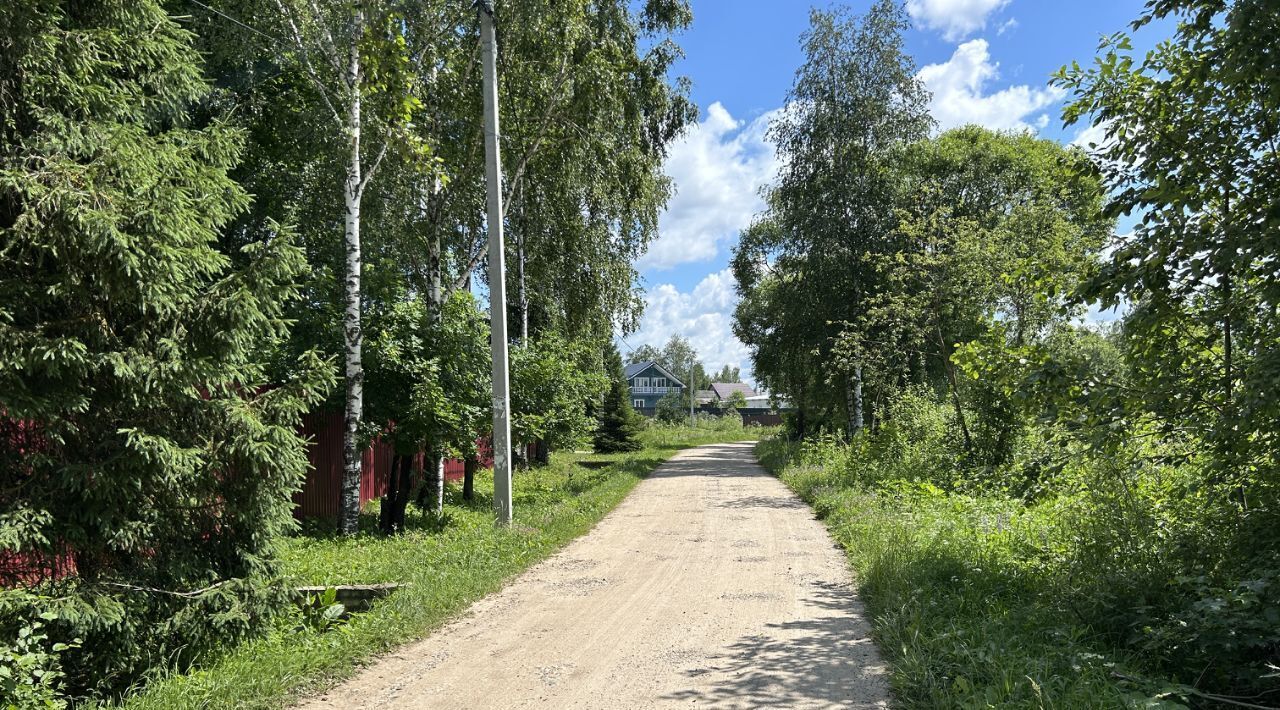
654,391,688,424
0,610,78,709
761,393,1280,705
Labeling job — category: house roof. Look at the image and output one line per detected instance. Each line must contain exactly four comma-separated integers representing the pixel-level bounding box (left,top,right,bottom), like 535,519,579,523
623,360,685,387
710,382,757,400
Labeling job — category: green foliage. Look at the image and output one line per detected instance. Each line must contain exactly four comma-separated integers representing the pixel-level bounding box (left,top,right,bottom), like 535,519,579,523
763,371,1280,704
119,424,761,709
654,391,688,425
366,291,490,457
0,0,332,699
510,335,607,452
594,345,643,453
0,612,79,710
712,364,741,383
732,0,933,434
721,390,747,412
295,588,347,634
1054,0,1280,570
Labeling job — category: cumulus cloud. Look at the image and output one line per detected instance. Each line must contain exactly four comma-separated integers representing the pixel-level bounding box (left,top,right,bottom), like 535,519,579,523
639,103,780,271
627,269,755,384
907,0,1010,42
1071,120,1113,151
918,39,1065,132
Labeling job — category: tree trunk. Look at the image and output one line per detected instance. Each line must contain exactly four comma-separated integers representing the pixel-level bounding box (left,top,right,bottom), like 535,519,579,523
938,323,974,454
433,452,444,514
379,454,413,535
463,455,477,501
517,218,528,345
414,448,444,514
846,366,864,438
338,18,365,536
378,453,397,534
534,438,549,466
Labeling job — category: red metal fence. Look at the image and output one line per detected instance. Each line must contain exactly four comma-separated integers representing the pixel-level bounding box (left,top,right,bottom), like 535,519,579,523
292,411,532,519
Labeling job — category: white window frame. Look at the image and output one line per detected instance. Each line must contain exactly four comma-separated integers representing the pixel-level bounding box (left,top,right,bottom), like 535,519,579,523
655,377,666,388
635,377,649,388
633,399,644,409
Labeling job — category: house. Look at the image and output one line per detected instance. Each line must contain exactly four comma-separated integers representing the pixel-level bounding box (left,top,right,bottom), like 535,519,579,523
708,382,757,403
623,361,686,414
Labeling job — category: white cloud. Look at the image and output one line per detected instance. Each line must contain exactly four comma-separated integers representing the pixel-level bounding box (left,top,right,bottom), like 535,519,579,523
627,269,754,384
639,102,780,271
907,0,1010,42
918,39,1065,132
1071,120,1112,151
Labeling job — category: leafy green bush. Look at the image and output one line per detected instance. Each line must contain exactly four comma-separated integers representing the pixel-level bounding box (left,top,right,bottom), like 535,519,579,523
654,392,688,424
0,611,78,709
760,404,1280,706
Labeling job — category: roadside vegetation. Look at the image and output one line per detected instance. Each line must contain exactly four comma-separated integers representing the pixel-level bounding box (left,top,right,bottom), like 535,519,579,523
740,1,1279,707
1,0,698,706
121,420,766,710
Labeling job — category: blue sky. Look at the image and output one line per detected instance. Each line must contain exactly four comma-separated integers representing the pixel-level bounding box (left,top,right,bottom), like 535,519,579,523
626,0,1171,385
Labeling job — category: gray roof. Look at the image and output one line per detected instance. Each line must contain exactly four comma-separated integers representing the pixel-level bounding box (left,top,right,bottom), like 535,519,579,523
710,382,757,400
623,361,649,379
623,360,685,387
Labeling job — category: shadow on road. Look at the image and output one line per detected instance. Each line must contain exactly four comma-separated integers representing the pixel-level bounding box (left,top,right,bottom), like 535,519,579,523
661,581,887,707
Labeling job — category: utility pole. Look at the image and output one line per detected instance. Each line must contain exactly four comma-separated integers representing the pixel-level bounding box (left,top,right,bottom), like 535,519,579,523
476,0,512,525
689,355,695,426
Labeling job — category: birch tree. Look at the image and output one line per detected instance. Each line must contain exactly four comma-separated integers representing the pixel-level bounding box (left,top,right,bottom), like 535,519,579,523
733,1,931,435
269,0,426,534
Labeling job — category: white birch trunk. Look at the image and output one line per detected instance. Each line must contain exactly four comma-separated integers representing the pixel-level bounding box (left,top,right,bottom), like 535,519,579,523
338,8,365,536
849,366,864,437
433,455,444,515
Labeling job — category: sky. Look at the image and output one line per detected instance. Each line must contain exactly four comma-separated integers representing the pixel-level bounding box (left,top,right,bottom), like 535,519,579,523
626,0,1170,386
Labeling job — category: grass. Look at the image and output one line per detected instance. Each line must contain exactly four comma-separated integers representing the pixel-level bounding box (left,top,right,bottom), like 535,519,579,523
117,423,770,709
756,438,1185,710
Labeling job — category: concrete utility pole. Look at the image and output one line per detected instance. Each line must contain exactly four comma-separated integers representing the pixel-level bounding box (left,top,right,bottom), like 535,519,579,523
689,355,695,426
476,0,512,525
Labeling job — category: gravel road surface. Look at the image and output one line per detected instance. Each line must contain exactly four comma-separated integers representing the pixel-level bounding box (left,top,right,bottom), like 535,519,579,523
299,441,890,709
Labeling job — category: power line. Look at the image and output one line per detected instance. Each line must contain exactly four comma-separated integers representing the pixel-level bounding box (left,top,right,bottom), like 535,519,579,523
185,0,281,43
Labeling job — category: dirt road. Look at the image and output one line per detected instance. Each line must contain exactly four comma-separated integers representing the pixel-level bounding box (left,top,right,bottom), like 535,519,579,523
300,442,890,709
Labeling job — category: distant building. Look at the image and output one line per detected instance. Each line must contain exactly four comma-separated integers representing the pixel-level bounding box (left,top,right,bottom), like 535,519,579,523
708,382,757,402
700,381,791,426
623,361,686,415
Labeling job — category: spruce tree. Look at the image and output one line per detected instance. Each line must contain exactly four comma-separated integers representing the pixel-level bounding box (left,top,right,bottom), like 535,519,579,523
0,0,331,696
594,345,643,453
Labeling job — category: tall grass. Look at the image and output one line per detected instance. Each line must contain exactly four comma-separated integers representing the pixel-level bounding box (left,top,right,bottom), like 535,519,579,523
758,424,1248,709
117,425,766,709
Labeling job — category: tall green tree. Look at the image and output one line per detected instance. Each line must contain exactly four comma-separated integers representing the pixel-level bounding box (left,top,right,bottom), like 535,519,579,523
594,344,643,453
1056,0,1280,481
264,0,439,534
0,0,331,695
734,0,932,436
712,364,741,383
856,127,1109,462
